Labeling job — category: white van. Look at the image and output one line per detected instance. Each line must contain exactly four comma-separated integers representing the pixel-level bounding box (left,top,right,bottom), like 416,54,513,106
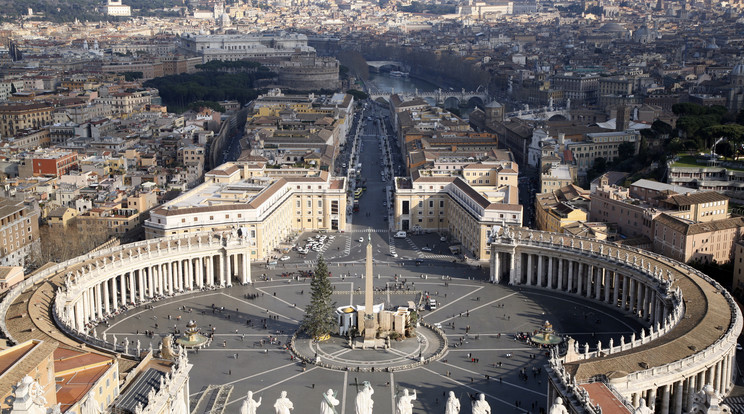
394,231,407,239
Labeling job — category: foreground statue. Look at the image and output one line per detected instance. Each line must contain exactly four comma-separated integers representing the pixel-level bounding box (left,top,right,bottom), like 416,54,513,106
241,391,262,414
396,389,417,414
321,389,340,414
274,391,294,414
471,394,491,414
355,381,374,414
549,397,569,414
445,391,460,414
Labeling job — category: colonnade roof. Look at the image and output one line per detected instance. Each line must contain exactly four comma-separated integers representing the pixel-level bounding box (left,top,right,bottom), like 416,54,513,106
3,235,221,375
507,231,736,382
567,262,728,381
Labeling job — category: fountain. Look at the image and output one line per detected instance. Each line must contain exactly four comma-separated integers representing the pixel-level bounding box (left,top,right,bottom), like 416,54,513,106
175,320,209,349
530,320,564,346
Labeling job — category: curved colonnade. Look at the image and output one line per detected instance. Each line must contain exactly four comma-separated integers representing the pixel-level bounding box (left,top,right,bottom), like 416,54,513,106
0,234,252,359
490,228,742,413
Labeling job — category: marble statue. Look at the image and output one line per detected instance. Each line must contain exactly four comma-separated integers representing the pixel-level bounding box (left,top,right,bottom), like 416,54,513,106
160,335,175,360
12,375,48,413
355,381,374,414
445,391,460,414
274,391,293,414
81,390,103,414
396,389,416,414
241,391,261,414
320,389,339,414
471,394,491,414
634,398,653,414
549,397,569,414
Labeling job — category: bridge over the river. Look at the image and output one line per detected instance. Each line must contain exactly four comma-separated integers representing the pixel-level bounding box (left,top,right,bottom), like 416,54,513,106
369,87,490,107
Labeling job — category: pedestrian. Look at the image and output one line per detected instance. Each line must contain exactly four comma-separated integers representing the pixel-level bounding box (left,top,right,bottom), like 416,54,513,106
229,370,232,375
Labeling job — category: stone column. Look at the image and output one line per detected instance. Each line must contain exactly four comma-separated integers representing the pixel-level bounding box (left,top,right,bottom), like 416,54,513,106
242,253,251,284
603,269,611,303
622,274,629,310
187,259,194,289
674,381,683,414
492,251,500,283
594,266,601,300
537,255,544,287
147,266,155,298
567,260,574,293
81,288,89,323
138,269,145,302
612,272,619,307
687,374,697,410
110,277,118,311
198,257,206,288
527,254,534,286
169,261,175,294
95,283,103,319
629,278,636,313
208,256,215,286
129,271,136,304
648,387,657,411
75,300,84,331
577,263,583,296
714,361,722,393
636,282,644,317
103,280,110,315
547,256,553,289
511,251,518,285
224,253,231,286
557,258,564,291
660,384,670,414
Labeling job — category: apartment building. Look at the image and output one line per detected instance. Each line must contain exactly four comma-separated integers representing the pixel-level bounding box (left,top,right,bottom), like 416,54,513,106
145,162,347,260
567,130,640,172
552,73,600,105
653,213,744,264
394,172,522,260
96,89,155,114
0,198,40,266
535,184,590,234
19,151,78,178
76,205,141,237
0,103,54,138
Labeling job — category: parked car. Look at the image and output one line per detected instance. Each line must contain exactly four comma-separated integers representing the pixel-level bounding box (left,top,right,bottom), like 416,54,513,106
280,256,290,261
421,247,432,252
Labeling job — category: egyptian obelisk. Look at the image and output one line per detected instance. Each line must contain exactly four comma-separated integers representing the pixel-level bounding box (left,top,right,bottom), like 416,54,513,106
363,233,376,340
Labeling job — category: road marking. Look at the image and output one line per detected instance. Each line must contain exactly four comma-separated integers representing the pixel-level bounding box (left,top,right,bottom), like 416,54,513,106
227,292,301,323
435,292,518,323
103,292,223,334
427,286,485,318
439,361,545,396
419,366,533,412
189,362,296,397
221,366,319,410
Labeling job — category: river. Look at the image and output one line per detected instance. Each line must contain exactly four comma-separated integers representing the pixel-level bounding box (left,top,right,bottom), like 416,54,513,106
366,72,475,118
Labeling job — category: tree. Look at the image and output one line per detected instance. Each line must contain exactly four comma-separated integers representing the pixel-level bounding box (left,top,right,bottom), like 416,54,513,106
617,142,636,161
346,89,369,100
302,256,336,340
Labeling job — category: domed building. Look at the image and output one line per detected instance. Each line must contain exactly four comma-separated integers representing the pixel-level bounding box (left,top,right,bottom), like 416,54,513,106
632,25,658,44
598,22,630,39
